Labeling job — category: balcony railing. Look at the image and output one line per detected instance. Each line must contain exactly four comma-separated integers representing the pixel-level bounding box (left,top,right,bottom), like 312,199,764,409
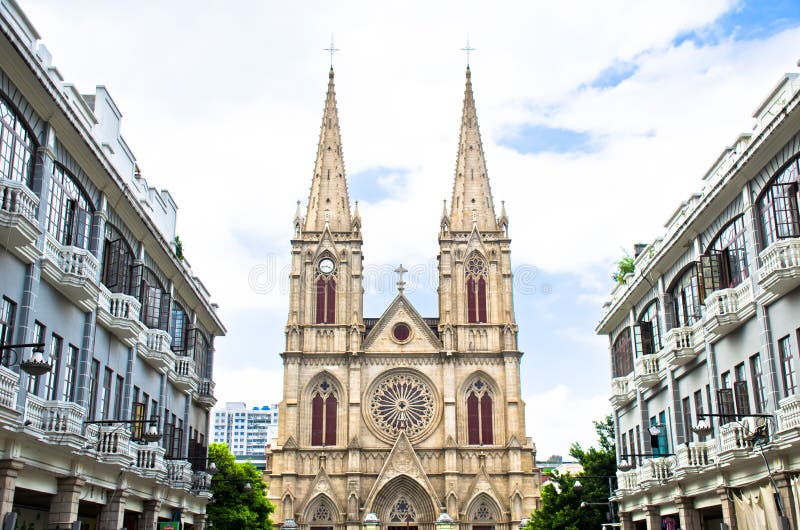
718,422,755,458
167,460,193,489
0,365,20,415
616,469,639,492
637,456,674,486
675,440,715,470
138,329,174,372
610,374,635,409
85,423,166,476
704,280,756,341
132,441,166,476
634,354,661,391
24,395,86,447
777,394,800,434
171,356,198,393
97,285,144,347
758,237,800,304
660,323,704,369
41,234,99,311
0,177,41,262
195,378,217,408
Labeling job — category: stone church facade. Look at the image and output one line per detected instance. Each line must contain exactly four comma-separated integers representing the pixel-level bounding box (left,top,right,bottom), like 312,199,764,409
266,67,541,530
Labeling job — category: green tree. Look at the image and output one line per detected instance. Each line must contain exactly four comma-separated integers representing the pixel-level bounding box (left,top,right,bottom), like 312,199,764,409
207,442,275,530
527,416,616,530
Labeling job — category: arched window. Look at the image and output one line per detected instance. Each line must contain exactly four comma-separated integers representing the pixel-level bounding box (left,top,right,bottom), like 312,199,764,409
466,379,493,445
101,224,134,293
465,254,488,323
635,301,661,356
670,265,702,328
46,164,93,249
758,158,799,248
315,257,336,324
612,328,633,377
170,301,189,351
701,216,749,291
311,379,337,446
132,266,170,331
0,96,36,186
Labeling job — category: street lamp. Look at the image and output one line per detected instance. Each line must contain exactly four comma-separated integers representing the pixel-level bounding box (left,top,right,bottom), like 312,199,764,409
574,475,617,525
0,342,51,376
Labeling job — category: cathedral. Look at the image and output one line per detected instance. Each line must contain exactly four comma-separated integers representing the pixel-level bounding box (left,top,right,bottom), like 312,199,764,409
266,66,541,530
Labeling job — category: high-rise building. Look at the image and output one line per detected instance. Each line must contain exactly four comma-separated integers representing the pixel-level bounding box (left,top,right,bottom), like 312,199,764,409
0,2,224,528
597,73,800,529
213,402,279,467
267,66,541,530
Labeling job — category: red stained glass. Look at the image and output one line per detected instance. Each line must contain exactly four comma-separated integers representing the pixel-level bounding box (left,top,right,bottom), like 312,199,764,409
467,392,480,444
316,278,326,324
325,394,337,446
467,277,477,323
477,277,487,323
393,323,410,341
480,393,493,444
311,393,324,446
325,277,336,324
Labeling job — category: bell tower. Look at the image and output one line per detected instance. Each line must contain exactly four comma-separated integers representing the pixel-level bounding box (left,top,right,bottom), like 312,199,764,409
438,66,518,354
285,68,364,355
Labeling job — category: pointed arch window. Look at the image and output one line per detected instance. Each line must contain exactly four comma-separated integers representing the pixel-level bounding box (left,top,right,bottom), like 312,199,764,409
466,379,493,445
465,254,488,323
311,380,337,446
315,258,337,324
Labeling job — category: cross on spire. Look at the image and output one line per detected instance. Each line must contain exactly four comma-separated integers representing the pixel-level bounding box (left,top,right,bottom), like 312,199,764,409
460,38,476,67
324,34,340,68
394,264,408,293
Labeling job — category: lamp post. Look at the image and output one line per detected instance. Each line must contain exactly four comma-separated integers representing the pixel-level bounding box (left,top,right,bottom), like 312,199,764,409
0,342,51,376
574,475,617,525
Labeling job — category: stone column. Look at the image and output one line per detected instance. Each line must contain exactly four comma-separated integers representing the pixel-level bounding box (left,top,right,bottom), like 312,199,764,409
716,487,737,530
98,489,127,529
773,472,797,526
675,496,701,530
48,476,85,527
193,512,207,530
643,504,660,530
142,499,161,530
619,511,634,530
0,460,23,517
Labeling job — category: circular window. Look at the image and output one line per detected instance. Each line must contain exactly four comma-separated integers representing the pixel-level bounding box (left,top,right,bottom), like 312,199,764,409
364,370,440,443
392,323,411,342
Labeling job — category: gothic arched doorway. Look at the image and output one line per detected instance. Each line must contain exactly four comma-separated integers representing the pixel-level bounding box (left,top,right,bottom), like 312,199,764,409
466,493,502,530
371,476,438,530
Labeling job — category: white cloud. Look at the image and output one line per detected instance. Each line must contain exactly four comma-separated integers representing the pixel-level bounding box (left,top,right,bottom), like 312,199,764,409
212,367,284,411
525,386,610,459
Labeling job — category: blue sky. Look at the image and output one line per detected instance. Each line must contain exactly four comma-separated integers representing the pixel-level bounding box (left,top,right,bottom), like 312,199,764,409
19,0,800,457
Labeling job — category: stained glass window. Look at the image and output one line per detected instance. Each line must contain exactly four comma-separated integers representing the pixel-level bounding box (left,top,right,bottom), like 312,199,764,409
311,380,337,446
465,254,488,323
389,497,416,522
369,372,435,440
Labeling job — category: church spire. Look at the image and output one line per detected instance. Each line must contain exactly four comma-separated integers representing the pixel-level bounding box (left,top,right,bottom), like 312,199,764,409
449,67,498,232
304,68,352,232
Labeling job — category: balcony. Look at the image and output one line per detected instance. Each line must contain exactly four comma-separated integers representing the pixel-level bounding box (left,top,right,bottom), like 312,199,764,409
610,374,635,409
23,395,86,448
717,422,755,462
166,460,193,490
758,238,800,305
675,440,715,473
41,234,99,311
131,441,166,478
704,280,756,342
660,323,704,370
85,423,166,477
637,456,674,487
195,378,217,409
776,394,800,442
96,285,144,347
0,365,20,423
138,329,174,373
0,178,41,262
634,354,662,392
616,469,639,493
170,356,198,393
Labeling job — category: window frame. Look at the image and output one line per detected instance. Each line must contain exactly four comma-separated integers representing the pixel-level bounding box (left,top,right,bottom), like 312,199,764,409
0,95,37,187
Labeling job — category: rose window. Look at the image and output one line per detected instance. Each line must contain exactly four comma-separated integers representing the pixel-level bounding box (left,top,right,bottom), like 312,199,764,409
466,255,487,277
367,371,437,441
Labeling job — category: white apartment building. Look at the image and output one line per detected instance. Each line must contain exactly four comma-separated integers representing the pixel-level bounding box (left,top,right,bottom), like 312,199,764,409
213,402,278,465
597,70,800,530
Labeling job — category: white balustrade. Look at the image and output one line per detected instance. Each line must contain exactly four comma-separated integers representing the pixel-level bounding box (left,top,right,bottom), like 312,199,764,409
198,378,215,397
99,285,141,321
664,326,694,351
0,365,20,411
635,355,660,376
616,469,638,491
777,394,800,433
760,238,800,281
44,234,99,282
132,441,165,471
676,440,715,469
0,178,38,222
638,457,674,484
167,460,193,487
176,356,196,377
719,422,754,453
24,395,86,435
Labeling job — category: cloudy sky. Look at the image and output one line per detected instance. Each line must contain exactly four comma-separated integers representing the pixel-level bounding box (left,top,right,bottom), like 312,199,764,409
20,0,800,458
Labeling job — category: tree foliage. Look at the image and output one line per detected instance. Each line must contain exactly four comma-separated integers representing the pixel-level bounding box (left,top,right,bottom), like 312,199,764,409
207,443,275,530
527,416,616,530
